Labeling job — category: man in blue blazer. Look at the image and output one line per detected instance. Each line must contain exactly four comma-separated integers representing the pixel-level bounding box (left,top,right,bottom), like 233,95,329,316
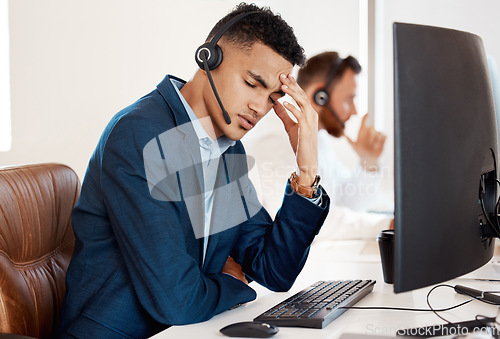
58,3,330,338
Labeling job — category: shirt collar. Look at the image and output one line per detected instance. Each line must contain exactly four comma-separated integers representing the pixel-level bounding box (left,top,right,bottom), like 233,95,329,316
169,78,236,152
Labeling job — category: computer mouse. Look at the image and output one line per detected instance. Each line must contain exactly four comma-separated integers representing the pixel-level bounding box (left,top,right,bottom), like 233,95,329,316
219,321,279,338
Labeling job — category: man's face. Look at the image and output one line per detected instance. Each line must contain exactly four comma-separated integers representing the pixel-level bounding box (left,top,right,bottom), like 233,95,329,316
319,68,358,137
204,42,293,141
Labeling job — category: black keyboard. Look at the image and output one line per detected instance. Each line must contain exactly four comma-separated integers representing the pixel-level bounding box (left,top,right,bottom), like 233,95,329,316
254,280,375,329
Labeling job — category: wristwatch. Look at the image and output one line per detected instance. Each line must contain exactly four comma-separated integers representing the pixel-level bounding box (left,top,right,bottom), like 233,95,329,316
289,172,321,198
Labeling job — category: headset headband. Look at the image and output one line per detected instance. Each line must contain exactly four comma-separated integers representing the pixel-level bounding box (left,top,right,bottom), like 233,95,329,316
324,57,344,90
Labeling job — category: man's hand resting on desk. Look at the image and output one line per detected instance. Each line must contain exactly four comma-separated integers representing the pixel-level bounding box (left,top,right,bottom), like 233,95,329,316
222,257,248,284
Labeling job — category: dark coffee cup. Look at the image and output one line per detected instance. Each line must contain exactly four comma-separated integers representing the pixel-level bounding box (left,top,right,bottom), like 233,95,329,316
377,229,395,284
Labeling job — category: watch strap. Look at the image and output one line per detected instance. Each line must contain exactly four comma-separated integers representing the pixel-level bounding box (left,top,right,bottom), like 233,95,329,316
289,172,320,199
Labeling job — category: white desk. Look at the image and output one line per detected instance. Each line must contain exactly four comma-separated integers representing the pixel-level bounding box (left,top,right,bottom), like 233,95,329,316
152,240,500,338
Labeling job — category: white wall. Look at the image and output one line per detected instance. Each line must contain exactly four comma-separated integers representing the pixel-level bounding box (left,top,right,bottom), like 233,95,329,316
0,0,9,151
3,0,500,183
374,0,500,195
3,0,360,179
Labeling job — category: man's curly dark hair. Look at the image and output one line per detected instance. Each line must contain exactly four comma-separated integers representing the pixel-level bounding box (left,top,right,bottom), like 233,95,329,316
206,3,306,67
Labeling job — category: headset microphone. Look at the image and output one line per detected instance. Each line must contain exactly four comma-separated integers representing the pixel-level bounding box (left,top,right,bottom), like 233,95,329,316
195,11,259,125
313,57,345,128
199,52,232,124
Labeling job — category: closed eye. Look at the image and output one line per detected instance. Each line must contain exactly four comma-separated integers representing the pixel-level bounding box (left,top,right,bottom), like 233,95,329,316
245,77,277,105
245,80,256,88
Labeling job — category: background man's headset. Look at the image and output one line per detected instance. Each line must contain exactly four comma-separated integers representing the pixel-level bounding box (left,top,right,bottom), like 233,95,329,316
313,57,346,128
195,11,260,125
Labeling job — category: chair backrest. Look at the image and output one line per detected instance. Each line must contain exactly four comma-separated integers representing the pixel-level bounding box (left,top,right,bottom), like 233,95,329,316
0,163,80,338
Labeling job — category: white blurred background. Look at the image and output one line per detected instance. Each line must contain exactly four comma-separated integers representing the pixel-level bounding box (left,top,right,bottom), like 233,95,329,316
1,0,499,186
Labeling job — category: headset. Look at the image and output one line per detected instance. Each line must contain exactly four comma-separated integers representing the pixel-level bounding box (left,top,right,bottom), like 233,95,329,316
195,11,260,125
313,57,345,128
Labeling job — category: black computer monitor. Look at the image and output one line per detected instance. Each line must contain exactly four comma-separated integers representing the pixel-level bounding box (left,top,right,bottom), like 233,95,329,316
393,22,499,293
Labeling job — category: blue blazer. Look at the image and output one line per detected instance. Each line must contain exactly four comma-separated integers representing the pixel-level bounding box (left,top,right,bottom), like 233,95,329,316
58,75,330,338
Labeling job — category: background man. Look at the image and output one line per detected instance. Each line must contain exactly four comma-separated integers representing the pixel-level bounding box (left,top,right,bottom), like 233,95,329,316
297,51,387,212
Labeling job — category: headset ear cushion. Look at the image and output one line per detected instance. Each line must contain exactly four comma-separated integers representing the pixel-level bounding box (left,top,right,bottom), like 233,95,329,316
314,89,329,106
195,43,224,70
209,44,223,70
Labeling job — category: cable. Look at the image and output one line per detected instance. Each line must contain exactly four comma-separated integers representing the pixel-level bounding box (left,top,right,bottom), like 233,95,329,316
487,148,500,236
479,168,500,237
477,148,500,238
343,302,473,312
427,285,452,323
494,178,500,229
427,284,472,324
342,284,500,325
480,189,500,238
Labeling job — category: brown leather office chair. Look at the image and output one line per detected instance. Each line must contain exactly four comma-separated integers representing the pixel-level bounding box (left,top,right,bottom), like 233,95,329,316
0,163,80,338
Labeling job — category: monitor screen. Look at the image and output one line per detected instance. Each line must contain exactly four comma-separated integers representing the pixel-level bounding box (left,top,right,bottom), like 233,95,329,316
393,22,498,293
